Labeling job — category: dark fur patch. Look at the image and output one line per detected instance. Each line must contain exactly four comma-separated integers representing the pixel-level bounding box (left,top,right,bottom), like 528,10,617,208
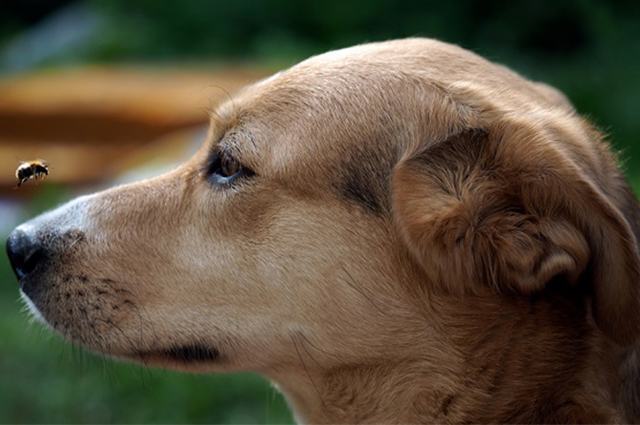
340,168,385,214
335,145,395,215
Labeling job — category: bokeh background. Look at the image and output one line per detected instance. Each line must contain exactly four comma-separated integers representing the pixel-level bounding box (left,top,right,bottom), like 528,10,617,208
1,1,639,423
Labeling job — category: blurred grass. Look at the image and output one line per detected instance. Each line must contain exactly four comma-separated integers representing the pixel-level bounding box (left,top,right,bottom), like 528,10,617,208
0,186,293,424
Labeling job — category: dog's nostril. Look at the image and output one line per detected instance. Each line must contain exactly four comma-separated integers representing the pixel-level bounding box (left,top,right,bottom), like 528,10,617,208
6,229,45,281
22,248,44,276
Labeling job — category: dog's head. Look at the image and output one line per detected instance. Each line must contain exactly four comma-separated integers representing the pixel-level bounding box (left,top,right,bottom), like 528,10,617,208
6,38,640,420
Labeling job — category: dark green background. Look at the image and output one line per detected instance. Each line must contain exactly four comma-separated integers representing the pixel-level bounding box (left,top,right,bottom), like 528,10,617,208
1,1,639,423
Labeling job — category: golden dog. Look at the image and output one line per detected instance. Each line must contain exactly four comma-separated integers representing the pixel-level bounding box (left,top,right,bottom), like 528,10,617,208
7,38,640,423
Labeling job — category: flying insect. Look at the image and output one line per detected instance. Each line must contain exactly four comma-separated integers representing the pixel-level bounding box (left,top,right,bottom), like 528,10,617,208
16,160,49,187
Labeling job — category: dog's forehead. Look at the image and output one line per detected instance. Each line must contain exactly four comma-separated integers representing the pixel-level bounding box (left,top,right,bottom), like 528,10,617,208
221,48,427,145
210,70,372,167
221,37,493,143
231,39,445,114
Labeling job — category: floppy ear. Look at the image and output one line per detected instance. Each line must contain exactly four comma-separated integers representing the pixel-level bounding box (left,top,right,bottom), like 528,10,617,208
393,123,640,345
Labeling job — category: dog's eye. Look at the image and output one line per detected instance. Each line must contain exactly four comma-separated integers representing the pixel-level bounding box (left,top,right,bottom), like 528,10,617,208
206,151,254,186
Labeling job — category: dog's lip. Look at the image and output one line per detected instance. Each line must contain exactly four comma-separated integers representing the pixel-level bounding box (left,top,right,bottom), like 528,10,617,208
19,288,50,327
133,344,220,363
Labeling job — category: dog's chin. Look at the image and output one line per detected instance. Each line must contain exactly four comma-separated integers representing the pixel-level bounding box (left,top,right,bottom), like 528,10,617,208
20,287,222,372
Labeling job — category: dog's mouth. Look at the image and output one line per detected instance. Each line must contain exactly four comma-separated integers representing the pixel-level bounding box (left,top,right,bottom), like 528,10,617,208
134,344,220,364
20,290,220,366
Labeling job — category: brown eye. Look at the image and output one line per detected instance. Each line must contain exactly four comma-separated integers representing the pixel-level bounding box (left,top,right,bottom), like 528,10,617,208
220,154,240,177
206,151,254,186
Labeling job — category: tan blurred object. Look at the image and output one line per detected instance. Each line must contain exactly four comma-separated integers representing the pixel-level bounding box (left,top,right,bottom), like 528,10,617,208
0,66,267,194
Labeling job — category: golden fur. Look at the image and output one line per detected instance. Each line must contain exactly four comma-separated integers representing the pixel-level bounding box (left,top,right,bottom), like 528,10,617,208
11,38,640,423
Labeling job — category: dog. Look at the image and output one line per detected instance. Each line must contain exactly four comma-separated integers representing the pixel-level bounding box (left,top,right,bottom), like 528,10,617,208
7,38,640,423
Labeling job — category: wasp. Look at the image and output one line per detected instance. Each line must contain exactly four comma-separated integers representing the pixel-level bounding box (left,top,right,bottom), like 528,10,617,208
16,160,49,187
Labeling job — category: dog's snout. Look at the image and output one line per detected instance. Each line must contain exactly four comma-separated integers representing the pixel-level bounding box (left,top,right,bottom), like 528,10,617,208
6,228,45,281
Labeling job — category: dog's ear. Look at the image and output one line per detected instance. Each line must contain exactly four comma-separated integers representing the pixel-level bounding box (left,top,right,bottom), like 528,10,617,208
392,121,640,345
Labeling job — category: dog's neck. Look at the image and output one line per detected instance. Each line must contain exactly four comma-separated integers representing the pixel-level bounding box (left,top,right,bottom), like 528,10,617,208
270,291,624,423
272,358,456,423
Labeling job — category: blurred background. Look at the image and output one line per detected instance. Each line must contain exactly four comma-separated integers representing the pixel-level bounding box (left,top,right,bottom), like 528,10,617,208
1,0,639,423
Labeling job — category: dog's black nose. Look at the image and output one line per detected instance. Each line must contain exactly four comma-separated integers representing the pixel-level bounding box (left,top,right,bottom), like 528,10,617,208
6,229,44,280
